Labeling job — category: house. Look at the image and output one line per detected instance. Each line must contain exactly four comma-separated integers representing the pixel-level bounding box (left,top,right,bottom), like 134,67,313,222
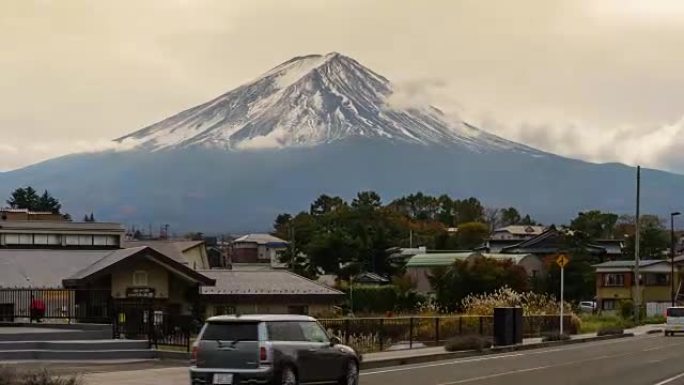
0,221,342,322
1,208,65,222
405,252,541,294
593,259,676,316
122,239,210,270
490,225,546,241
229,234,289,268
499,227,624,261
199,270,343,316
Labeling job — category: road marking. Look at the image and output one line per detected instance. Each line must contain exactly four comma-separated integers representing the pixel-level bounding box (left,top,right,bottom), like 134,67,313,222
654,371,684,385
436,349,636,384
362,335,657,376
438,366,551,384
361,353,525,376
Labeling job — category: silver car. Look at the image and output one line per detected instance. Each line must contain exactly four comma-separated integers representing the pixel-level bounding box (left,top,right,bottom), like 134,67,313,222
190,314,360,385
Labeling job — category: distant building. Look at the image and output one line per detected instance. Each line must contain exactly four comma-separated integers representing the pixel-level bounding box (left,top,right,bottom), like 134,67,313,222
1,208,65,222
230,234,289,268
490,225,546,241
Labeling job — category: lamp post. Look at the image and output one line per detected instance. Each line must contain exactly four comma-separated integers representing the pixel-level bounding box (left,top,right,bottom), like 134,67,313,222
672,212,681,307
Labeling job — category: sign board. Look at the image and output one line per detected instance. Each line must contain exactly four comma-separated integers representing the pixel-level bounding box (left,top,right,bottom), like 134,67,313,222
556,254,569,269
126,287,156,298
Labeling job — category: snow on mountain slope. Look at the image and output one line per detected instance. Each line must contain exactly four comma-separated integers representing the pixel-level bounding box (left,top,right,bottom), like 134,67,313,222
117,52,540,154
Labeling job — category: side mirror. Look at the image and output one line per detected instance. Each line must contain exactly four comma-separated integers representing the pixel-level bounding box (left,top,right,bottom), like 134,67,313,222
330,336,342,346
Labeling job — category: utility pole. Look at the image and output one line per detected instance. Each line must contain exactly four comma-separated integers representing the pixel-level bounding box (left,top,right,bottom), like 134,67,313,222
289,224,296,272
671,212,681,306
409,229,414,248
635,166,641,324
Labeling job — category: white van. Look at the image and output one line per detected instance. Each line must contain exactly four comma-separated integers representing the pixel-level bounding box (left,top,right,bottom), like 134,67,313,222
665,307,684,336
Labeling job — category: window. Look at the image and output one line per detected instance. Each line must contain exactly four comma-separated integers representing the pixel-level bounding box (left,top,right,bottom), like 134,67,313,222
287,305,309,315
133,271,148,286
201,322,258,341
644,273,669,286
79,235,93,246
298,321,329,343
18,234,32,245
667,308,684,317
214,306,236,316
603,274,625,287
602,300,616,311
267,321,305,341
65,235,79,245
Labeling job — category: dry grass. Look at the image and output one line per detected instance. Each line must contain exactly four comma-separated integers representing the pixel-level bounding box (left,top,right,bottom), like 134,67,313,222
0,367,82,385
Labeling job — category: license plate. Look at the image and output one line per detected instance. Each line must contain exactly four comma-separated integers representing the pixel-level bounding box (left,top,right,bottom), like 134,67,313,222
213,373,233,384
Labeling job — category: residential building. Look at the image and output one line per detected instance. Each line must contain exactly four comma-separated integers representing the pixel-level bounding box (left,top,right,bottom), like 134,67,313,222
405,252,541,294
490,225,546,241
499,227,624,261
1,208,65,222
229,233,289,268
594,259,676,316
0,221,341,321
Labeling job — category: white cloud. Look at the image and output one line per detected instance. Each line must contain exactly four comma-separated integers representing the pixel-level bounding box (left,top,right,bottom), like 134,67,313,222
0,139,135,172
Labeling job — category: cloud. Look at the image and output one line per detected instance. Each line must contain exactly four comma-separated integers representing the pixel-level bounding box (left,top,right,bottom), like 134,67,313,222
0,139,136,172
471,115,684,173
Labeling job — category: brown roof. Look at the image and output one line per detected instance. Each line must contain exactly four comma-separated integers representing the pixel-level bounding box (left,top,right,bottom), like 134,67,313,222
199,270,343,296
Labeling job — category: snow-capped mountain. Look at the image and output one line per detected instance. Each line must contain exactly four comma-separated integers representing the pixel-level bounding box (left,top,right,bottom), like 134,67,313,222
4,52,684,232
117,52,535,154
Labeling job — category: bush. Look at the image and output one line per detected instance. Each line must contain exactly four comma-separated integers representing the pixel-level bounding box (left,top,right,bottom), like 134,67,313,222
0,367,81,385
619,300,634,320
597,327,624,336
461,287,572,316
444,335,492,352
541,331,571,342
643,315,666,325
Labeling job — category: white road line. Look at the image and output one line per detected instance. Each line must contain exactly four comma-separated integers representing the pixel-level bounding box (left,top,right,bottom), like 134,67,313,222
361,335,657,376
360,353,525,376
438,366,551,385
654,371,684,385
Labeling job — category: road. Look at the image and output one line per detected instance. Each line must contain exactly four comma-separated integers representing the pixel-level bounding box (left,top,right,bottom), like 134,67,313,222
360,335,684,385
84,335,684,385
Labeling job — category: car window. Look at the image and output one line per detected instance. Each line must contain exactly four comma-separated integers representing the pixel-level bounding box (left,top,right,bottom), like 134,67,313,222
298,321,329,343
267,321,305,341
667,308,684,317
200,322,258,341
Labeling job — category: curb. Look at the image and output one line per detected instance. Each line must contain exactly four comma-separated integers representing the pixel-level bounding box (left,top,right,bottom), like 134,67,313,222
359,333,634,370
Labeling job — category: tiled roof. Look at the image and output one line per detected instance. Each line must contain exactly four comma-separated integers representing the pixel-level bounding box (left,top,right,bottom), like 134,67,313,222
233,234,288,245
122,240,204,264
0,221,125,232
480,253,536,264
406,253,476,267
593,260,664,268
198,270,343,296
493,226,546,236
0,249,121,288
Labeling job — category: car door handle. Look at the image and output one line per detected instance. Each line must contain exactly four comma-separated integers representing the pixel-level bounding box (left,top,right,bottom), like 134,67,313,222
307,348,318,352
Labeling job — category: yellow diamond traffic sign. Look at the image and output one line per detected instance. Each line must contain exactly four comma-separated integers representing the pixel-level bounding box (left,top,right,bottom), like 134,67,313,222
556,254,569,268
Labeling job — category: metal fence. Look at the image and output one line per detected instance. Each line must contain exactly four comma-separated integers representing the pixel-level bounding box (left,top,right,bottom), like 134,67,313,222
0,288,111,323
319,315,576,354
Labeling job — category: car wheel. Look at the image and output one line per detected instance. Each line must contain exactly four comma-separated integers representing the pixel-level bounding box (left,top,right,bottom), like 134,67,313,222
280,366,298,385
339,360,359,385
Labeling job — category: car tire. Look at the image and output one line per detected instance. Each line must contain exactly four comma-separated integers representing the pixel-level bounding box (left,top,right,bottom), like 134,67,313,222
338,360,359,385
279,366,298,385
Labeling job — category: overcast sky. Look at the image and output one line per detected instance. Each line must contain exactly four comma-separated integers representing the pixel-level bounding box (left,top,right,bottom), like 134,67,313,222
3,0,684,172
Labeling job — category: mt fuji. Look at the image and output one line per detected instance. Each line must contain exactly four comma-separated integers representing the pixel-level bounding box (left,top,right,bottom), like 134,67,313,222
1,53,683,232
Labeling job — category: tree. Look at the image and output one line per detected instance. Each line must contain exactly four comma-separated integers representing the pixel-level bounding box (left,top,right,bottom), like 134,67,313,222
484,207,501,231
619,215,670,259
455,197,484,223
83,213,96,222
519,215,538,225
7,187,62,214
456,222,490,249
310,195,347,216
351,191,382,210
500,207,522,226
570,210,619,240
429,258,529,312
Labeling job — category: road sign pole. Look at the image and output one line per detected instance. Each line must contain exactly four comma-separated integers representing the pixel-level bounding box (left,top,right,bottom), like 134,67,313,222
560,266,564,335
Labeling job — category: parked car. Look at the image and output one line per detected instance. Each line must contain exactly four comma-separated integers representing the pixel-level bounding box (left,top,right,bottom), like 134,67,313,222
578,301,597,313
189,314,360,385
664,307,684,336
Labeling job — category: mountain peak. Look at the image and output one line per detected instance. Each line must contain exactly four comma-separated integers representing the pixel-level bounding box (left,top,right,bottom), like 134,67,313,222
117,53,532,154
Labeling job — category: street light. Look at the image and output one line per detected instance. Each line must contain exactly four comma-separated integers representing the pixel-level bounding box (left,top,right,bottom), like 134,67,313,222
671,212,681,307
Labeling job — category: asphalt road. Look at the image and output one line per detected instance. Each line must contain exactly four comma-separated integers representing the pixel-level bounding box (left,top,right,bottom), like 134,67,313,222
360,335,684,385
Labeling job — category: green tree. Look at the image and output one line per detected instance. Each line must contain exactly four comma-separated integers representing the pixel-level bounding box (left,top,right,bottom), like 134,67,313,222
500,207,522,226
623,215,670,259
310,195,347,216
570,210,619,239
429,258,529,312
7,187,63,214
351,191,382,210
455,197,484,223
456,222,490,249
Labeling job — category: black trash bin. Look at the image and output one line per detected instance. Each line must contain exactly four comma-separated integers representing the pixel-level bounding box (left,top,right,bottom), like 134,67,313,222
493,307,514,346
